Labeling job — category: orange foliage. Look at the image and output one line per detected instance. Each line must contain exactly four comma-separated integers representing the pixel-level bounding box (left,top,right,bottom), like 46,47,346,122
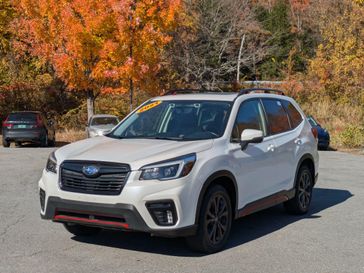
13,0,182,95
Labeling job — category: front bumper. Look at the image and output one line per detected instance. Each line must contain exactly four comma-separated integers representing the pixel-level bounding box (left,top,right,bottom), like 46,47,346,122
41,196,196,237
39,168,200,237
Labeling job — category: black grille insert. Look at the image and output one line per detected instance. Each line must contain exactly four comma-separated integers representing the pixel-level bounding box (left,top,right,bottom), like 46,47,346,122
39,188,46,211
60,161,130,195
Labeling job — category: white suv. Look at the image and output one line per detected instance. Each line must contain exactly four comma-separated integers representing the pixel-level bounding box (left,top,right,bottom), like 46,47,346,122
39,88,319,253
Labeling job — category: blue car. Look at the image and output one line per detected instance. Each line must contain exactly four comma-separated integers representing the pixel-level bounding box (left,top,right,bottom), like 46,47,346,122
307,115,330,150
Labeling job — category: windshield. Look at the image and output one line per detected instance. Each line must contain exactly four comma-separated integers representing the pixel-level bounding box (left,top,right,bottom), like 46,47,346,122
109,100,232,141
91,117,119,126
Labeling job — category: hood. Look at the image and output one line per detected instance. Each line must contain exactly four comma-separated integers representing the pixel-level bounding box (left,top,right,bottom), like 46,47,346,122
55,136,213,170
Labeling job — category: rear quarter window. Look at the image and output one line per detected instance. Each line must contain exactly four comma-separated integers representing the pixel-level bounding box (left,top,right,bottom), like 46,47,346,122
261,99,291,135
281,100,303,129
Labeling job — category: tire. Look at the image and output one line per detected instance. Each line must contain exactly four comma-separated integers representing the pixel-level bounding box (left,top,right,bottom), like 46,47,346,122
186,185,232,253
284,165,313,214
41,133,48,147
48,136,56,147
63,223,102,236
2,139,10,147
318,145,328,151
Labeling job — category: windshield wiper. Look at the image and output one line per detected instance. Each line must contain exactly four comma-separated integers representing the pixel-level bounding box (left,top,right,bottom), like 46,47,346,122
152,136,183,141
109,135,183,141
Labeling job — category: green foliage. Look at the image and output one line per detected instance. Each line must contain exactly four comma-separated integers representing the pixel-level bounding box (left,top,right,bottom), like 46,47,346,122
338,125,364,148
255,0,293,79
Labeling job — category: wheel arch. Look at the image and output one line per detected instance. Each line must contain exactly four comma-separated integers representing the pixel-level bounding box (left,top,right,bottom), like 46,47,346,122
194,170,238,224
295,154,315,186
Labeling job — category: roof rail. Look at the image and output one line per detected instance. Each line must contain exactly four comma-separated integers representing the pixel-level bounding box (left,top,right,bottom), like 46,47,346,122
238,88,285,96
163,89,223,96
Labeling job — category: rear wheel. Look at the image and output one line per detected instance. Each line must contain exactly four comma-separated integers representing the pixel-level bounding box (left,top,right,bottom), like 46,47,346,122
41,133,48,147
186,185,232,253
63,223,102,236
2,139,10,147
284,165,313,214
48,135,56,147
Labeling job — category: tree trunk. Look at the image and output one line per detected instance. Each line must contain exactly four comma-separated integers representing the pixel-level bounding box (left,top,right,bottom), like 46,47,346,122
129,78,133,112
86,89,95,123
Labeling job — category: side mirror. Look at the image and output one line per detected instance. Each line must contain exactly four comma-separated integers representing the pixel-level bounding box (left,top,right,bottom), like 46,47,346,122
240,129,264,150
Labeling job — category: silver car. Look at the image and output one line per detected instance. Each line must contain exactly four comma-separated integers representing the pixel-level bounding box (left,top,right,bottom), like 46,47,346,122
86,114,119,138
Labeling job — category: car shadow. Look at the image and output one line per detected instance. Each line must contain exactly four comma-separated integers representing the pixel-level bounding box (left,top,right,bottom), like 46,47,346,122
5,141,68,148
72,187,352,257
319,146,337,151
55,141,70,147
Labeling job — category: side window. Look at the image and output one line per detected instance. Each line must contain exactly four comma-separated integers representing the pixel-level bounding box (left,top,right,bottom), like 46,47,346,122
281,100,303,129
231,100,266,140
261,99,291,135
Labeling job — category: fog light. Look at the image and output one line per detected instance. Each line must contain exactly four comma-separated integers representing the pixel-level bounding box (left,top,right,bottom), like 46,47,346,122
146,201,177,226
166,210,173,224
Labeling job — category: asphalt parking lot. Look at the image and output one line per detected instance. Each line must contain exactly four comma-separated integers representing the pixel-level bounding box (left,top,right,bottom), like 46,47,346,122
0,147,363,273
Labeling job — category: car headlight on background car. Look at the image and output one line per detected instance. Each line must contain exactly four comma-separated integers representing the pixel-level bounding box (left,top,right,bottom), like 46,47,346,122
140,153,196,181
46,151,57,173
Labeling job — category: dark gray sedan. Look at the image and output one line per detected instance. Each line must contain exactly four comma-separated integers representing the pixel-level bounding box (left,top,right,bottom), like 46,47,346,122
2,111,55,147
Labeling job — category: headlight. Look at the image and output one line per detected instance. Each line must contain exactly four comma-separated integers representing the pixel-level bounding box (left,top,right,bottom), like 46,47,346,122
140,153,196,181
46,151,57,173
89,129,98,137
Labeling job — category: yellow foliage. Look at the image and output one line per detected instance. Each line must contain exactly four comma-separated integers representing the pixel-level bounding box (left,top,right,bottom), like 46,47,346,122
309,3,364,104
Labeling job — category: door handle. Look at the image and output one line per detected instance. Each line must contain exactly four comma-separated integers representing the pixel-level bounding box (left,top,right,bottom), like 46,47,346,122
267,144,275,152
294,138,302,145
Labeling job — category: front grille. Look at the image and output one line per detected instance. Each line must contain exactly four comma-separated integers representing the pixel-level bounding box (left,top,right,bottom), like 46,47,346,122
60,161,130,195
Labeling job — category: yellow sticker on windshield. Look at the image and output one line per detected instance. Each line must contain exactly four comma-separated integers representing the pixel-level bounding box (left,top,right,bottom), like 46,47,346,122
137,101,162,114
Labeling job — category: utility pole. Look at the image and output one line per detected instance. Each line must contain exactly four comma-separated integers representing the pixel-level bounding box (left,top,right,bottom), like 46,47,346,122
236,34,246,84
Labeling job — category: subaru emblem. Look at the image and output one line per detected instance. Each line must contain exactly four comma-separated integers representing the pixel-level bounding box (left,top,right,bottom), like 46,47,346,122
82,165,100,177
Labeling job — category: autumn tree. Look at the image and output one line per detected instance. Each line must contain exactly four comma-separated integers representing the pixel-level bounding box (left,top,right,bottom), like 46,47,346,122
13,0,182,120
309,0,364,104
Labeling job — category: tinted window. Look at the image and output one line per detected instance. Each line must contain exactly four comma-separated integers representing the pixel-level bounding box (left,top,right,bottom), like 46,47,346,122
7,112,38,122
307,116,317,127
91,117,119,126
281,100,303,128
232,100,266,140
262,99,290,135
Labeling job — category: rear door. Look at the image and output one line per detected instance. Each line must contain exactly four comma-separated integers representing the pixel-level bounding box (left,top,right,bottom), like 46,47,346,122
261,99,298,191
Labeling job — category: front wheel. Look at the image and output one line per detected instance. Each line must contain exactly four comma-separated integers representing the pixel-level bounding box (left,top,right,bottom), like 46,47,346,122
284,165,313,214
186,185,232,253
63,223,102,236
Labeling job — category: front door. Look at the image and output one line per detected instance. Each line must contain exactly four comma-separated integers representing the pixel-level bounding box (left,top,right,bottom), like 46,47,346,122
228,99,279,209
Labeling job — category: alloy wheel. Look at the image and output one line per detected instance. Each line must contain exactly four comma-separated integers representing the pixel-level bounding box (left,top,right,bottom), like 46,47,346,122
298,171,312,209
205,193,229,245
